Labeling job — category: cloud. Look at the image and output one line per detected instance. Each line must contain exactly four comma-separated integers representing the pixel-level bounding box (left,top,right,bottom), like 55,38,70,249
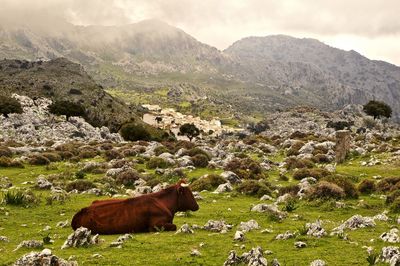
0,0,399,64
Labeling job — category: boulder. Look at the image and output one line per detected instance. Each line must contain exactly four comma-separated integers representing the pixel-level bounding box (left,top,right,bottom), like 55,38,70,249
14,249,77,266
61,227,99,249
220,171,241,184
238,220,260,232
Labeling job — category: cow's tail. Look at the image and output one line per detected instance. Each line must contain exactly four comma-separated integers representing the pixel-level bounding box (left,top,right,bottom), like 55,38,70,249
71,208,87,231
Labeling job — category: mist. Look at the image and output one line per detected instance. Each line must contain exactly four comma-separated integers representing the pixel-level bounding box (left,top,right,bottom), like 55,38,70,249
1,0,399,65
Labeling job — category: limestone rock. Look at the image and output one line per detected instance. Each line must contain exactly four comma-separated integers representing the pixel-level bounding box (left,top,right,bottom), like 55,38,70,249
176,224,194,234
234,231,245,241
238,220,260,232
380,229,400,243
61,227,99,249
14,249,77,266
203,220,233,233
14,240,43,251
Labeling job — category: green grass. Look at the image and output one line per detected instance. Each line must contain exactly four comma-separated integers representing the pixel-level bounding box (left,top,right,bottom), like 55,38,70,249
0,157,398,265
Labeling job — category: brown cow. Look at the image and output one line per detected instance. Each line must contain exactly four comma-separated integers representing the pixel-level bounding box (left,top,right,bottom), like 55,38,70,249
71,180,199,234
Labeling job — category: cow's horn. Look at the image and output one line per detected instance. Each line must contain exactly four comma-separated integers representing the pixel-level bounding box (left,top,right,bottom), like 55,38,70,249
181,183,189,187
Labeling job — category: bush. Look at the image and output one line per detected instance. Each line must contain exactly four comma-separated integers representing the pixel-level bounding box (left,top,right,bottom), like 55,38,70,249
120,122,151,141
191,174,226,191
285,157,314,170
390,198,400,213
282,197,298,212
1,190,39,206
312,154,331,164
225,157,265,180
75,171,86,179
115,169,142,186
48,100,86,120
146,157,170,169
191,154,209,168
236,180,272,197
292,168,330,180
0,95,23,118
286,141,305,156
326,120,353,130
308,181,345,200
0,156,24,168
41,152,62,162
104,149,123,161
322,175,358,199
154,146,169,156
186,147,211,159
29,154,51,165
65,180,96,192
358,179,376,194
78,150,98,159
363,100,392,119
376,177,400,193
386,190,400,204
279,184,300,196
0,146,12,157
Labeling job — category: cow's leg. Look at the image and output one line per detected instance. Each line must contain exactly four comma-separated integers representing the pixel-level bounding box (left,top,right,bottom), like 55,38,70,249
149,217,177,232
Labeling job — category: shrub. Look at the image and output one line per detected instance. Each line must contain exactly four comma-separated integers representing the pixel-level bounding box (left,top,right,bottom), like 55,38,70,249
376,177,400,193
146,157,170,169
279,184,300,196
0,95,23,118
386,190,400,205
308,181,345,200
191,154,209,168
390,198,400,213
41,152,62,162
236,180,272,197
100,143,113,151
75,171,86,179
154,146,169,156
65,180,96,192
363,100,392,119
286,141,305,156
282,197,298,212
0,146,12,157
247,121,269,134
358,179,376,194
326,120,353,130
285,157,314,170
293,168,330,180
78,149,98,159
29,154,50,165
115,169,141,186
0,156,12,167
120,122,151,141
312,154,331,164
48,100,86,120
322,175,358,199
2,190,38,206
225,157,264,180
186,147,211,159
191,174,226,191
104,149,123,161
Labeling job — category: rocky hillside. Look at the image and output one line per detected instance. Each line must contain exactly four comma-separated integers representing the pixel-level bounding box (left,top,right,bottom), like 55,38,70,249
0,58,145,132
224,35,400,121
1,21,399,122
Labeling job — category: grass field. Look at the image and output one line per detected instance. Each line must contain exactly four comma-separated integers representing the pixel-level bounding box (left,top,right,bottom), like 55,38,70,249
0,154,399,265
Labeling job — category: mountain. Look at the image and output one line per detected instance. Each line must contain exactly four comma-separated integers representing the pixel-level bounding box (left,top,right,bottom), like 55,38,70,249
224,35,400,121
0,20,399,122
0,58,163,136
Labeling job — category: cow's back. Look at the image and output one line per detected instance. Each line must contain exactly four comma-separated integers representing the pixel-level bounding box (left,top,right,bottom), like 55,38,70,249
72,196,154,234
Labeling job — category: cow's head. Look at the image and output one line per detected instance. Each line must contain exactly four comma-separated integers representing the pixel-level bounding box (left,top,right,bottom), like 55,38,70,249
177,180,199,212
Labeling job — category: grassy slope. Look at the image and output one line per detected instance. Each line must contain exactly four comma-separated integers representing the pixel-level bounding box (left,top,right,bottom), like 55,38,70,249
0,155,399,265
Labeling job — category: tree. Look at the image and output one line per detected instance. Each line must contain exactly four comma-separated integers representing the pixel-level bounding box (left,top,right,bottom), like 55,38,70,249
363,100,392,119
48,100,86,121
0,95,23,118
178,123,200,141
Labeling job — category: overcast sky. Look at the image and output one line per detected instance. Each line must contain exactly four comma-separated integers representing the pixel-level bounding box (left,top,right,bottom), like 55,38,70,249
1,0,400,65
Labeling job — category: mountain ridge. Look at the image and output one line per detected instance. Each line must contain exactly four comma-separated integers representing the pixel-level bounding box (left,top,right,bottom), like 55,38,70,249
0,20,399,122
